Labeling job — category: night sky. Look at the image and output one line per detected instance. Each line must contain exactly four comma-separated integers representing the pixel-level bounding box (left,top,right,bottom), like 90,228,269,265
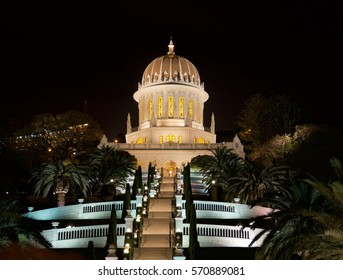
1,1,342,141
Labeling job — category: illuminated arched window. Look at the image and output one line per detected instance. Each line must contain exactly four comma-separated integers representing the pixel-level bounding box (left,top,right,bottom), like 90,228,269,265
158,97,163,117
149,99,153,119
137,137,143,144
178,136,182,144
166,134,176,142
145,137,148,143
168,96,174,117
179,97,184,118
199,137,205,144
197,101,201,121
189,99,193,119
193,137,197,143
159,136,163,144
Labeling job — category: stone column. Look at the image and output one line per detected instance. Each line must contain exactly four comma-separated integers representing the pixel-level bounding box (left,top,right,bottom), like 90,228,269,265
125,209,134,232
136,193,143,207
174,217,183,234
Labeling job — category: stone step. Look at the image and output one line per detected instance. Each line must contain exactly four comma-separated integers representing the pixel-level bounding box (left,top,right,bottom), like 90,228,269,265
135,180,174,259
162,177,175,184
158,191,174,198
148,211,172,219
149,198,172,211
160,183,174,192
143,218,170,234
141,234,170,248
134,247,173,260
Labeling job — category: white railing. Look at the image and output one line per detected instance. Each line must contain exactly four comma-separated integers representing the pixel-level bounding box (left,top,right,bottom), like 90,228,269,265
41,224,127,249
182,224,266,247
106,142,234,150
22,200,138,220
179,200,272,219
40,222,265,249
100,134,245,159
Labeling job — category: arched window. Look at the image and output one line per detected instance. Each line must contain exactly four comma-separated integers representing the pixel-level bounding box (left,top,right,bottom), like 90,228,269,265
137,138,143,144
193,137,197,143
149,99,153,119
159,136,163,144
189,99,193,119
199,137,205,144
158,97,163,117
178,136,182,144
197,100,201,121
145,137,148,144
166,134,176,142
168,96,174,117
179,97,184,118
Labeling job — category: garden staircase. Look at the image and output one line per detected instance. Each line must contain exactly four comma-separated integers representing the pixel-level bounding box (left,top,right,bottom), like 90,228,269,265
133,176,175,260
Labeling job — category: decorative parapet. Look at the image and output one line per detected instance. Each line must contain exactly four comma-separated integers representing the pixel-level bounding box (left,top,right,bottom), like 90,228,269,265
21,200,138,220
182,223,267,248
102,142,240,152
180,200,273,219
41,224,127,249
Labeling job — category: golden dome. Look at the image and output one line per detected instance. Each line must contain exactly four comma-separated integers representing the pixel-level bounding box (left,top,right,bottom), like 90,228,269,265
140,39,202,88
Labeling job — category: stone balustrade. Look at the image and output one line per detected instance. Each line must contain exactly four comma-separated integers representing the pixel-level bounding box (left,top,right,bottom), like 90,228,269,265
182,223,266,248
41,224,126,249
21,200,138,220
180,200,272,219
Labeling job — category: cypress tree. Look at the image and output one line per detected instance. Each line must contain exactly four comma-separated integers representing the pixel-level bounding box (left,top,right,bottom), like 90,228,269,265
137,165,143,192
86,240,96,260
189,203,200,260
106,204,117,249
131,168,138,199
121,184,131,219
147,162,152,187
184,163,193,223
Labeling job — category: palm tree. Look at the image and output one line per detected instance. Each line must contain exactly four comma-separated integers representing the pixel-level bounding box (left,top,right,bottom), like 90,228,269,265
247,179,324,259
226,163,293,204
29,160,91,207
191,146,292,204
0,199,51,253
191,146,244,194
89,146,137,198
249,158,343,259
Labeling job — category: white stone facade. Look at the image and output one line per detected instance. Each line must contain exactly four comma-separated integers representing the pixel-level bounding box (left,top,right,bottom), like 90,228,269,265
102,39,244,173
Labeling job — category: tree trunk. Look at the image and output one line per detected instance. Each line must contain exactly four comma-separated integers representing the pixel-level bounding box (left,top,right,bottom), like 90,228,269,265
55,181,69,207
55,191,66,207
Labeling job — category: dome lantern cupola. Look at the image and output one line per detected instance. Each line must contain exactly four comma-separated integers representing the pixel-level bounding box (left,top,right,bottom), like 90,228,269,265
167,37,175,56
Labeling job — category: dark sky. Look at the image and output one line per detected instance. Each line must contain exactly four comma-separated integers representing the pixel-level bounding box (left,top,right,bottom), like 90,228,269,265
1,1,342,140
